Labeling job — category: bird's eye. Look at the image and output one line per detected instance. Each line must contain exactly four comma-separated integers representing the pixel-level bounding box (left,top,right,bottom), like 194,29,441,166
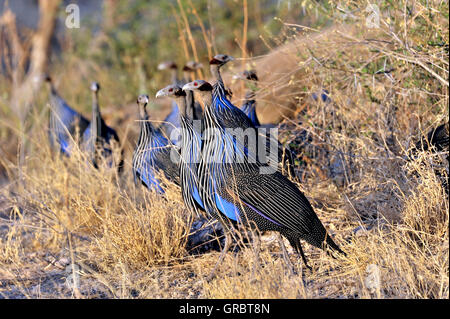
194,82,198,86
169,88,173,92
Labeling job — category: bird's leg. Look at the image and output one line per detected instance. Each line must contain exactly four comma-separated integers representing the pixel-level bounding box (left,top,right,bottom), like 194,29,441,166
277,234,296,275
297,242,312,271
207,231,232,281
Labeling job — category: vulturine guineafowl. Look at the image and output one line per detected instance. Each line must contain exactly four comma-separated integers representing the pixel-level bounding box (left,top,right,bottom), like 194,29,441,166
234,69,260,126
82,82,123,172
234,69,296,178
183,80,345,279
156,85,205,217
411,122,449,194
415,122,449,153
158,61,182,143
182,61,204,122
209,54,277,171
132,94,180,193
209,54,255,129
46,76,90,156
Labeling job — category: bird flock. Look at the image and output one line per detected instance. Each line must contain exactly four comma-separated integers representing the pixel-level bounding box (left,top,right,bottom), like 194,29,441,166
45,53,448,279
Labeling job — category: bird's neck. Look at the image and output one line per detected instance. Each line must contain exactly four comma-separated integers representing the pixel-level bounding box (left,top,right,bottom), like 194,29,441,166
185,90,195,120
244,91,256,104
47,83,57,97
210,65,223,86
199,91,213,110
171,69,178,85
92,93,102,137
92,93,101,116
174,96,187,117
138,108,156,144
138,103,148,121
183,71,191,83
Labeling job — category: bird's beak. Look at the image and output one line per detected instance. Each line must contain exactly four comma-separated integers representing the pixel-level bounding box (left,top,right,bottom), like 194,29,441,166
182,83,194,91
227,56,235,62
155,89,166,98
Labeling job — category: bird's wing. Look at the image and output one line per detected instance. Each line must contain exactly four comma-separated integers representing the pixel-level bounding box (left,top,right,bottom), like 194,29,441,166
105,125,120,144
225,166,323,235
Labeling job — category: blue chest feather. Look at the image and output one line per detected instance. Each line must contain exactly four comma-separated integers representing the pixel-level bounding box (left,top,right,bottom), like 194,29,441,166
214,192,240,222
51,99,85,156
135,129,169,193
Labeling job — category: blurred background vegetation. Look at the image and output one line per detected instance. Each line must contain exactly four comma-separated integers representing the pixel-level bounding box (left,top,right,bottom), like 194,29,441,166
0,0,341,171
1,0,447,112
1,0,447,111
1,0,327,101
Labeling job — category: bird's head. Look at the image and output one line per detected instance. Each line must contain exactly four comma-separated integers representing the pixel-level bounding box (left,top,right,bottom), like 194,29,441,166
184,61,203,71
155,85,185,99
137,94,149,119
157,61,178,71
209,54,234,66
90,82,100,92
233,69,258,81
182,65,194,73
137,94,149,106
182,80,213,92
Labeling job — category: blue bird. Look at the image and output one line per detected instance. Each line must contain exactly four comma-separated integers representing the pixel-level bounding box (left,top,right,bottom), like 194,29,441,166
210,56,295,178
209,55,269,170
235,69,296,179
233,69,260,126
183,80,345,278
209,55,254,130
132,95,180,193
82,82,123,172
414,122,449,153
158,61,204,144
182,61,204,122
156,85,205,216
46,76,90,156
158,61,181,144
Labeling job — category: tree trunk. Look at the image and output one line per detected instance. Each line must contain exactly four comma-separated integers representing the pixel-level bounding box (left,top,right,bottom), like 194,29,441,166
11,0,61,119
9,0,61,184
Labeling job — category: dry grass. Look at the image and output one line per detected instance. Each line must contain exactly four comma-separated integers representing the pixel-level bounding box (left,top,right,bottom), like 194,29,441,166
0,0,448,299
